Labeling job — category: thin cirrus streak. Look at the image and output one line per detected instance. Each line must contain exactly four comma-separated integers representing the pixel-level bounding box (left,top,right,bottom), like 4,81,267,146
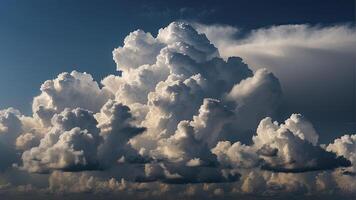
0,22,355,199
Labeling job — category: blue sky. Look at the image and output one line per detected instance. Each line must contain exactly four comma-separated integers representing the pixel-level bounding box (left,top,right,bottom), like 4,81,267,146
0,0,354,114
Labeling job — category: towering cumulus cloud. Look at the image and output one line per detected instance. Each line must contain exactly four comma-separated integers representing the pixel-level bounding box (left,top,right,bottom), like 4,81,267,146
0,22,354,199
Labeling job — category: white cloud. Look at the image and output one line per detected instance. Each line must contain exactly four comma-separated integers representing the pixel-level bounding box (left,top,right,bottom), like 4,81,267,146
212,114,350,173
327,134,356,171
195,23,356,132
21,108,101,173
113,30,164,72
96,100,146,166
33,71,112,126
0,108,45,170
0,21,354,197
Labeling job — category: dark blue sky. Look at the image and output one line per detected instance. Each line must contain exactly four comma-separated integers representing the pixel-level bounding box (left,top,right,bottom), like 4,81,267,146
0,0,354,114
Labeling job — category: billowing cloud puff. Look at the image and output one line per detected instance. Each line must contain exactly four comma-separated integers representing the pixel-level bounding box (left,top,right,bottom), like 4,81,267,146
151,98,233,164
0,108,22,170
96,100,146,166
113,30,165,71
21,102,147,173
212,114,350,173
133,98,240,183
106,22,221,106
327,134,356,171
254,116,350,172
33,71,112,126
212,141,260,169
157,22,219,62
0,108,44,170
0,108,22,144
105,22,252,108
15,133,40,151
222,68,282,143
227,68,281,116
317,134,356,194
21,108,101,173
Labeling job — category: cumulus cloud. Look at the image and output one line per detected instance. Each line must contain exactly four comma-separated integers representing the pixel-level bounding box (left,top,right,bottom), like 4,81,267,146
195,23,356,142
0,21,354,198
151,98,233,164
33,71,112,126
255,118,350,172
327,134,356,171
316,134,356,194
0,108,22,170
222,68,282,143
113,30,165,72
0,108,22,144
21,108,101,173
327,134,356,161
96,100,146,166
212,114,350,173
0,108,45,170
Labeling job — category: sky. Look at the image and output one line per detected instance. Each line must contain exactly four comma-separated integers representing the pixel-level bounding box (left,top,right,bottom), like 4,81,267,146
0,0,354,113
0,0,355,199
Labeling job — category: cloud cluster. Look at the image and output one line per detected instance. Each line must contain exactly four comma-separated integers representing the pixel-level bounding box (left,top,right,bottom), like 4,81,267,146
21,108,101,173
195,23,356,142
33,71,112,126
0,21,354,198
213,114,350,173
327,134,356,172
